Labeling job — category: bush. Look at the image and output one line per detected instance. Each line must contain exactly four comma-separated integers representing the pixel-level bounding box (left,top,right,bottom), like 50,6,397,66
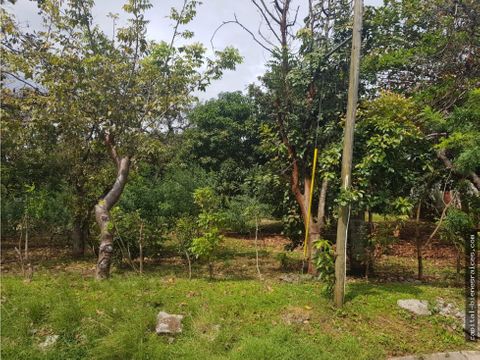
313,239,335,294
441,208,474,245
275,252,299,271
120,164,211,230
175,215,198,278
1,184,72,238
110,207,164,265
223,196,251,234
190,187,224,278
440,208,474,281
281,207,304,250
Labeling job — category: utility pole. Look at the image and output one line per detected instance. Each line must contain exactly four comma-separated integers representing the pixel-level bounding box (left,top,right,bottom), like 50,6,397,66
333,0,363,308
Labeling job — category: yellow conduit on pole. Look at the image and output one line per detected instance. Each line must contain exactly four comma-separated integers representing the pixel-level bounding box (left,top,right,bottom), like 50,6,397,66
303,147,318,258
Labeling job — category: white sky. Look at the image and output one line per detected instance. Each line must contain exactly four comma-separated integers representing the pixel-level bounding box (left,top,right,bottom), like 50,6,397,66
6,0,383,100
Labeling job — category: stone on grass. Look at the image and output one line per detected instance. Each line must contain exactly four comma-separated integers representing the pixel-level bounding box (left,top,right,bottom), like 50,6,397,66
397,299,431,316
435,298,463,320
39,335,59,349
279,274,313,283
155,311,184,335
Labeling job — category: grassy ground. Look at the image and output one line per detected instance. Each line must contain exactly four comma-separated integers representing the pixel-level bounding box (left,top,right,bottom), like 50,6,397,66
1,236,478,359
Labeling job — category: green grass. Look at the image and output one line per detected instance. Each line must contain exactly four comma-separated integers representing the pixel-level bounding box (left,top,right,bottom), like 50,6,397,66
1,236,475,359
1,269,476,360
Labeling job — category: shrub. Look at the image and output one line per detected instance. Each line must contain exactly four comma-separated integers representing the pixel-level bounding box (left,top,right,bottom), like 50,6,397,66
313,239,335,295
441,208,474,245
120,164,211,230
175,215,198,278
223,196,251,234
190,187,224,278
110,207,164,267
440,208,474,281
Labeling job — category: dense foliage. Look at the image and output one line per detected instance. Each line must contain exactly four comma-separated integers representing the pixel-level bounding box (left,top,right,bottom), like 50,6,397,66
1,0,478,279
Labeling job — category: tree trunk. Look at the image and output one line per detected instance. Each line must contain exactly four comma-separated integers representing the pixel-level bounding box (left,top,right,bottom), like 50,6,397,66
365,210,374,279
309,177,329,275
208,261,214,280
95,137,131,280
139,222,144,274
303,177,320,275
24,214,29,263
306,221,320,275
254,217,262,278
437,150,480,191
348,211,368,276
185,250,192,280
414,202,423,280
72,217,88,258
317,178,329,234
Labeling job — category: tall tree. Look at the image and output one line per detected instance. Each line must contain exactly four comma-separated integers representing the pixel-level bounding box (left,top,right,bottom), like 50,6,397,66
247,0,354,272
1,0,241,279
363,0,480,190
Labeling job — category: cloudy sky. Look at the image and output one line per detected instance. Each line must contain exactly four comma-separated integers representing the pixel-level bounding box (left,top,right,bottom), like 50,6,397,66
7,0,383,100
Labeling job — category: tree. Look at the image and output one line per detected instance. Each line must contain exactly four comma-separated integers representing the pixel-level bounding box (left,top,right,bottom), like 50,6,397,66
363,0,480,110
248,0,355,273
353,92,435,277
1,0,241,279
429,89,480,191
190,187,224,279
354,93,433,216
363,0,480,191
182,92,263,197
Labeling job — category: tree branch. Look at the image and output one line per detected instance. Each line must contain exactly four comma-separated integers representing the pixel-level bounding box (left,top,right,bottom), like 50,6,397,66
252,0,282,44
2,71,46,94
254,0,281,25
105,133,120,167
211,14,274,54
437,149,480,191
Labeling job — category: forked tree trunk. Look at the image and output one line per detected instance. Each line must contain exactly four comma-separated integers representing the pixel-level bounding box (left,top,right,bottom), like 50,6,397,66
302,177,316,275
296,179,328,275
305,178,329,275
95,135,131,280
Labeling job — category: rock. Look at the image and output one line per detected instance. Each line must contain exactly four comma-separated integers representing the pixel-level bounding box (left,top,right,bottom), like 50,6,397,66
397,299,431,316
434,298,463,320
155,311,184,335
39,335,59,349
279,274,299,283
279,274,312,283
432,298,479,338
